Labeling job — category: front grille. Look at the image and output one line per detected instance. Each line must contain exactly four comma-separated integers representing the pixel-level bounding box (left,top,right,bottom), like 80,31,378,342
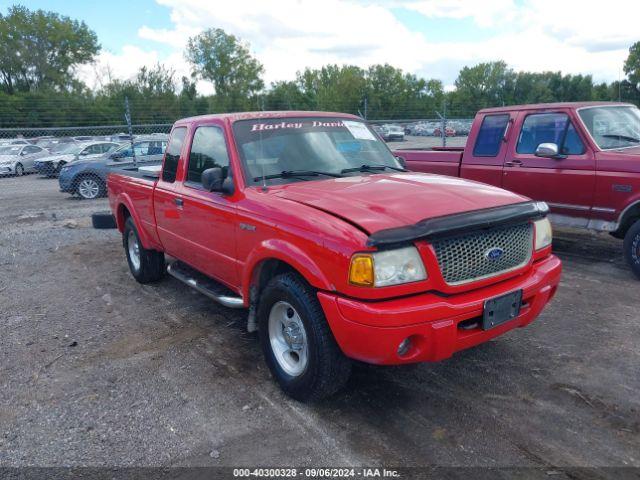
432,223,533,285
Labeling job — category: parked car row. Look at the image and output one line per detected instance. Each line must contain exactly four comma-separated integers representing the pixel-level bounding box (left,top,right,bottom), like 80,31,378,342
0,134,169,201
58,136,167,199
403,119,473,137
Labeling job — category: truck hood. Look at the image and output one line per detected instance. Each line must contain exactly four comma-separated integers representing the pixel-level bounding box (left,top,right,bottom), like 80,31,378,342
271,172,528,234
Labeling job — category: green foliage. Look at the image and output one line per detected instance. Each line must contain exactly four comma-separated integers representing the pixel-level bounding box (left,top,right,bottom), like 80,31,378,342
624,41,640,94
185,28,264,112
0,5,100,94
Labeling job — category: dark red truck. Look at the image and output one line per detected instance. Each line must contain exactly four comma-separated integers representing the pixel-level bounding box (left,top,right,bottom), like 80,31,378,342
395,102,640,277
107,111,561,401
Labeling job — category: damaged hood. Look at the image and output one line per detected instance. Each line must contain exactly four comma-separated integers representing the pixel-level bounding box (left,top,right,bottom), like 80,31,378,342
271,172,528,234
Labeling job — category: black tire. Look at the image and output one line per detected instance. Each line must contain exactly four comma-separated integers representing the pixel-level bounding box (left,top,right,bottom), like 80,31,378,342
257,272,351,402
623,219,640,280
123,217,165,284
76,174,106,199
92,211,117,229
15,163,24,176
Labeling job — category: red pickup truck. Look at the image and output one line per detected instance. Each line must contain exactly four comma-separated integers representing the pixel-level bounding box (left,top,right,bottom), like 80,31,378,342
107,111,561,401
395,102,640,278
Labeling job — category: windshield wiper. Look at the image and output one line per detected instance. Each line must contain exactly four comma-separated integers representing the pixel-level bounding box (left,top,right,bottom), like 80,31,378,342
253,170,343,181
340,164,408,174
601,134,640,143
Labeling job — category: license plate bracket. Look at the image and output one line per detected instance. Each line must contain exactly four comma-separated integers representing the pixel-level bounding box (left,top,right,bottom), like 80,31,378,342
483,290,523,330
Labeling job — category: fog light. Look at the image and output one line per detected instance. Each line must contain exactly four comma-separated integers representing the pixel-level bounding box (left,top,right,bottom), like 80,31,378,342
397,337,412,357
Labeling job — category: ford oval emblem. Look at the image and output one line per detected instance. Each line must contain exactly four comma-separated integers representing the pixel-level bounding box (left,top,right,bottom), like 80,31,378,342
485,247,504,261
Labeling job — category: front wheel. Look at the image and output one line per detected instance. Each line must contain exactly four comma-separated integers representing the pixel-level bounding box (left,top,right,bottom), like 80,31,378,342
123,217,165,284
257,272,351,402
15,163,24,176
623,219,640,280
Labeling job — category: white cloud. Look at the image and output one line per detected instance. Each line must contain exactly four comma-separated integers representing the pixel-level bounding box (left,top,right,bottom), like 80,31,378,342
403,0,517,27
85,0,640,92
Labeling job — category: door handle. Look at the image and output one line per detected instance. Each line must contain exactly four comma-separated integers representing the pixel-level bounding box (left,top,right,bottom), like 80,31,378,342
504,159,523,167
174,198,184,208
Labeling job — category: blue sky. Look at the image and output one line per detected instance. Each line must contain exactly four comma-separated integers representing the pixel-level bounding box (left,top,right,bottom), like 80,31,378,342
2,1,638,92
2,0,174,55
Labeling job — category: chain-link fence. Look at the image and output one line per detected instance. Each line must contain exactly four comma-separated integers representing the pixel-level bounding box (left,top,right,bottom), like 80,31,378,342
0,124,172,198
0,117,470,197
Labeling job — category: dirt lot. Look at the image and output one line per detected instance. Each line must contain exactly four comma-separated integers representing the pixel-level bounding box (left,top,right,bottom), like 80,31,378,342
1,171,639,471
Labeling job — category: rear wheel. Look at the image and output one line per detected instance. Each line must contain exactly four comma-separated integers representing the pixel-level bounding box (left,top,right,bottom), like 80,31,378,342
257,272,351,402
76,175,105,199
15,163,24,176
623,219,640,280
123,217,165,283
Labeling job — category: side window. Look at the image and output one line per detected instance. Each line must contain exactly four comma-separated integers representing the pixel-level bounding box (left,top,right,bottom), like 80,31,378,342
133,142,150,156
162,127,187,183
187,126,230,184
561,122,585,155
148,141,164,155
517,113,585,155
473,114,510,157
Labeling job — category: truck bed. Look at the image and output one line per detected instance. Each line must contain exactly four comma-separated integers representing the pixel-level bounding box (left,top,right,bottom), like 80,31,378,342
394,148,464,177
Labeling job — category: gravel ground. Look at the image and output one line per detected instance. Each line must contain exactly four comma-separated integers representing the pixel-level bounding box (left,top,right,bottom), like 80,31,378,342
0,172,638,471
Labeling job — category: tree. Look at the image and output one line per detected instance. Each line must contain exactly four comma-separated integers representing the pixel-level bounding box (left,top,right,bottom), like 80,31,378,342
185,28,264,111
263,80,309,110
624,41,640,94
451,61,516,114
0,5,100,94
295,65,367,114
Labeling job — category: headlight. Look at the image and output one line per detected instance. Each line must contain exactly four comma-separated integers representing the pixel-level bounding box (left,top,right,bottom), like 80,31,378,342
534,218,552,250
349,246,427,287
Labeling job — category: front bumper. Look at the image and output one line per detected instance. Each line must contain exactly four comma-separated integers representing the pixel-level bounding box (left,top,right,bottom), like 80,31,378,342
318,254,561,365
58,170,76,193
35,161,55,175
0,165,15,175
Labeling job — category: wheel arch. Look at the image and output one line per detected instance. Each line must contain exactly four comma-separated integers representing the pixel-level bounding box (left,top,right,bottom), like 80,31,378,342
614,200,640,238
243,241,334,303
114,194,156,250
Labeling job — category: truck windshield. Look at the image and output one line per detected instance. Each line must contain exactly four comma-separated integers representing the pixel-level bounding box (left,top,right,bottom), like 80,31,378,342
232,117,401,184
578,106,640,150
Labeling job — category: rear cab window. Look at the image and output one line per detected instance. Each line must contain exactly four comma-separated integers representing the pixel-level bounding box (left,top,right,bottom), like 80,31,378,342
162,127,187,183
186,126,230,186
473,114,510,157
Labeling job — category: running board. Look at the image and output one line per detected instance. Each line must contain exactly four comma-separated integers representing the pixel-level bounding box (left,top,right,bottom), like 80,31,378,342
167,261,244,309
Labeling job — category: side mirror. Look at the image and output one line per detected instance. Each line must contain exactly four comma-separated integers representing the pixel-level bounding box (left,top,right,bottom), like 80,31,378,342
395,155,407,168
535,142,563,159
202,167,234,195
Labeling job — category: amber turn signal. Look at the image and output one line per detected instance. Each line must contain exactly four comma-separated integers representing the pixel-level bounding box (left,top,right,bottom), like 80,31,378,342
349,254,374,286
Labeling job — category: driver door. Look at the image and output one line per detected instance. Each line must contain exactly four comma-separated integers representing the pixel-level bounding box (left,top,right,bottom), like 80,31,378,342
501,110,595,218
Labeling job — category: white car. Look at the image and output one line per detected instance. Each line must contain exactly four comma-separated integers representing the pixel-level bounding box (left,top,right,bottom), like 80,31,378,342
34,141,121,177
380,124,405,141
0,144,48,176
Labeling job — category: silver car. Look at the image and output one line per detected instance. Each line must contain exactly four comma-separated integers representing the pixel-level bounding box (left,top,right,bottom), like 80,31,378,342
34,141,121,177
0,144,48,176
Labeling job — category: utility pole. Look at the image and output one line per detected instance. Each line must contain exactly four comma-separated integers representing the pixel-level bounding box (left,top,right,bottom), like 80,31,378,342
436,100,447,147
124,97,136,167
364,96,368,120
